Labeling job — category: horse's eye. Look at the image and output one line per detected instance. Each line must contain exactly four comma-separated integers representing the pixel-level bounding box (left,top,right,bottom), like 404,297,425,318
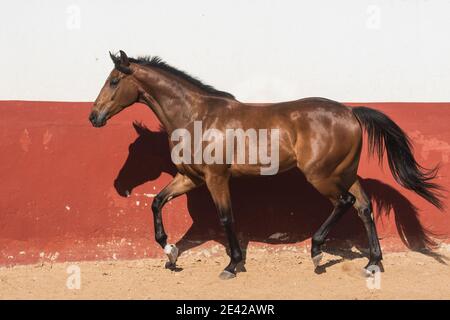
110,78,120,87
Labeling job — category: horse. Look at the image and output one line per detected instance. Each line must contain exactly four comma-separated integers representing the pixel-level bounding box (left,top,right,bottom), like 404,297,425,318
89,50,443,279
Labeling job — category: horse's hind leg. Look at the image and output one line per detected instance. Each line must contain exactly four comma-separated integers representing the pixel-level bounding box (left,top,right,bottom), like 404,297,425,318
309,182,355,269
349,179,383,272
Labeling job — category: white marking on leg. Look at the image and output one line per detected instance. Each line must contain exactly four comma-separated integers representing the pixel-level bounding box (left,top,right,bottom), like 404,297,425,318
164,244,179,264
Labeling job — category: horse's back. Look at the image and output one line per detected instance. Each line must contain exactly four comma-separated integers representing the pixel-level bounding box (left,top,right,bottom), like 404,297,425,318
232,97,362,171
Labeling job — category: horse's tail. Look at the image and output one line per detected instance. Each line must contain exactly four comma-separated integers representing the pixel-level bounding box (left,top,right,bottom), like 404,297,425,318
352,106,444,210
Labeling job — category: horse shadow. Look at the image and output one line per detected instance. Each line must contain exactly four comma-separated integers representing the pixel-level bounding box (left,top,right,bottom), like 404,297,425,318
114,123,446,272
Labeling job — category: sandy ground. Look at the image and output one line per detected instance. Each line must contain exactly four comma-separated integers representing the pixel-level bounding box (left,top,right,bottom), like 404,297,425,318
1,246,450,300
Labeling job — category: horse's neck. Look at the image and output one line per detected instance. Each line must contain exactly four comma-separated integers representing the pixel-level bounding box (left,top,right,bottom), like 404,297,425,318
141,92,205,135
137,69,204,134
139,92,174,132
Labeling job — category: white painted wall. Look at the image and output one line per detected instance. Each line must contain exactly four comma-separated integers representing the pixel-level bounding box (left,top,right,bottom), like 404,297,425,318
1,0,450,102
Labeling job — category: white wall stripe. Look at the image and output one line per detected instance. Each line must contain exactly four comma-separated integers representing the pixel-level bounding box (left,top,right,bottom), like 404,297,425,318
2,0,450,102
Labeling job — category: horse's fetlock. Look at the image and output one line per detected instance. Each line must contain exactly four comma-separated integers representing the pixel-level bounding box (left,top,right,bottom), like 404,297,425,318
312,234,324,247
231,250,243,263
155,232,167,246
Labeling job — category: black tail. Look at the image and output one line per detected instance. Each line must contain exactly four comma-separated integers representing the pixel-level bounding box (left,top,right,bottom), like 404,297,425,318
352,106,444,210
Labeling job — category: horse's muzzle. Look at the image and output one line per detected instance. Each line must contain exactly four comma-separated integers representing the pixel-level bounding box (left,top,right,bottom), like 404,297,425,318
89,111,107,127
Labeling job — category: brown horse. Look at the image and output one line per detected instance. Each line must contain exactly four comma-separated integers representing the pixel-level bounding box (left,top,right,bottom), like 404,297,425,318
89,50,443,279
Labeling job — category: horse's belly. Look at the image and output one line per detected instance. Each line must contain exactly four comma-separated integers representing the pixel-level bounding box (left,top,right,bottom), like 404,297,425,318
229,157,297,177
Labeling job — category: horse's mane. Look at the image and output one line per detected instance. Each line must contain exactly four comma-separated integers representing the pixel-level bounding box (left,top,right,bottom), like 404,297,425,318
128,55,235,99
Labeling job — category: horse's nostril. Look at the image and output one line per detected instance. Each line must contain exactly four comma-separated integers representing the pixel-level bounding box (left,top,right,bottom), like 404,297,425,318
89,112,97,124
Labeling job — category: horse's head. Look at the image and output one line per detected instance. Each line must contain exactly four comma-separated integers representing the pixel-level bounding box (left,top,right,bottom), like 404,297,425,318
114,122,176,197
89,50,140,127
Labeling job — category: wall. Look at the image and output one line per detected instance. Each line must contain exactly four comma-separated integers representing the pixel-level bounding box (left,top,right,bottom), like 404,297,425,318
0,101,449,265
1,0,450,102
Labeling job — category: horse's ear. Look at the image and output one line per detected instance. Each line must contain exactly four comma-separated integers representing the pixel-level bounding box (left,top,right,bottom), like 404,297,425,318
109,51,120,65
119,50,130,67
109,51,132,74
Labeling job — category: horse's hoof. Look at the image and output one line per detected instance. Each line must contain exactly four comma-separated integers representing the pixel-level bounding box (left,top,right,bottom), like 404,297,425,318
165,261,176,270
312,253,323,269
164,244,179,265
219,270,236,280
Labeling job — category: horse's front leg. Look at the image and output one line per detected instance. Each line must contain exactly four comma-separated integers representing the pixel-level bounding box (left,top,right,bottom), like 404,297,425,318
205,173,243,280
152,173,202,268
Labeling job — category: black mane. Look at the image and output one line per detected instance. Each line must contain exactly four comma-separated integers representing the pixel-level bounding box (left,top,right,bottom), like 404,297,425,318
128,55,235,99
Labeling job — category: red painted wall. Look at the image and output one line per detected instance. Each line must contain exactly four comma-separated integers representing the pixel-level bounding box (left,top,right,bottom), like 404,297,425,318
0,101,449,266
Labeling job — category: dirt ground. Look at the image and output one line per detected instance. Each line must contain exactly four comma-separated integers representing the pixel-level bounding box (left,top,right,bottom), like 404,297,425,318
1,245,450,300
